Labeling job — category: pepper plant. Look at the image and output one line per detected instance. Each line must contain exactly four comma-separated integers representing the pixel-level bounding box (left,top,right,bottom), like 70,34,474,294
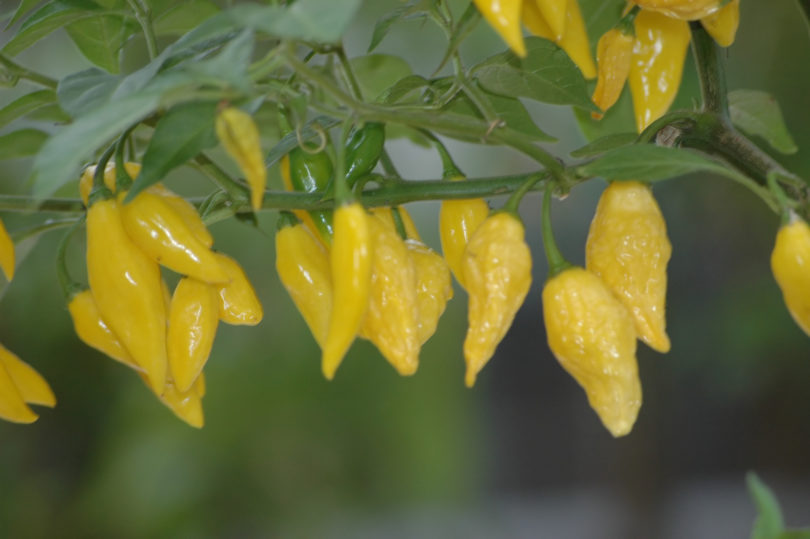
0,0,808,447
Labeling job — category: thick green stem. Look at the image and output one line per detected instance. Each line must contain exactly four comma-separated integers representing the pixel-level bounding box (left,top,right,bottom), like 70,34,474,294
541,187,571,278
690,23,729,119
193,154,250,203
0,54,58,89
126,0,158,60
504,174,544,215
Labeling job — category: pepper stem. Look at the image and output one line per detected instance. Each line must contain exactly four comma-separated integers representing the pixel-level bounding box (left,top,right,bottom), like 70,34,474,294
276,210,300,230
88,144,116,206
421,129,465,180
56,216,87,302
542,187,571,278
391,206,408,240
767,172,793,226
503,174,544,215
616,6,640,36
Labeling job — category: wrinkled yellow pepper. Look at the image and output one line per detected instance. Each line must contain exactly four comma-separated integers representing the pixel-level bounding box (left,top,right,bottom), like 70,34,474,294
771,216,810,337
592,28,635,119
439,197,490,290
214,252,263,326
632,0,722,20
406,239,453,345
215,106,267,211
700,0,739,47
168,277,220,393
68,289,140,370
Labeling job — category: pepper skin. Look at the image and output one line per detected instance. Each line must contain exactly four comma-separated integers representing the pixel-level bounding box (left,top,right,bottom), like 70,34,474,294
168,277,220,393
214,253,263,326
406,239,454,345
439,197,490,290
700,0,739,47
119,190,228,284
628,9,691,132
533,0,568,41
474,0,527,57
0,217,14,282
275,219,333,348
0,343,56,408
771,217,810,337
322,203,372,380
462,212,532,387
361,214,421,376
370,206,421,242
280,148,334,244
215,106,266,211
632,0,721,20
592,28,635,119
586,181,672,353
345,123,385,185
0,358,37,424
140,373,204,428
543,267,642,437
68,289,140,370
87,197,168,394
523,0,596,79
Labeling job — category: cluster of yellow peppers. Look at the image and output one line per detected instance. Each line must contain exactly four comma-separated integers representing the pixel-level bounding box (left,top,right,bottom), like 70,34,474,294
72,162,262,428
474,0,741,131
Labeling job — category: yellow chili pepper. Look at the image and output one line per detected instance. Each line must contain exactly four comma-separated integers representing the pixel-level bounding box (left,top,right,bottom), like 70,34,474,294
700,0,739,47
68,289,140,370
533,0,568,41
0,358,37,424
275,216,333,348
462,212,532,387
632,0,721,20
523,0,596,79
78,161,139,205
361,214,421,376
86,197,168,394
322,202,372,380
628,9,691,132
439,197,490,290
771,216,810,337
370,206,421,242
0,217,14,282
586,181,672,353
215,106,266,211
592,28,635,119
119,190,228,284
406,239,454,345
473,0,527,57
543,267,642,437
0,343,56,408
140,373,205,428
214,252,263,326
168,277,220,393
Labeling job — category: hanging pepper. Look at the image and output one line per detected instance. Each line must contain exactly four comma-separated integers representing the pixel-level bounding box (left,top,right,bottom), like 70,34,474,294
215,106,267,211
462,212,532,387
439,196,490,290
700,0,739,47
360,214,421,376
68,289,141,370
407,239,453,345
586,181,672,353
214,252,263,326
0,343,56,409
523,0,596,78
86,196,168,394
280,147,334,245
140,373,205,428
275,213,333,348
473,0,527,57
168,277,220,393
592,26,635,119
628,9,691,132
532,0,569,41
0,357,37,424
370,206,421,242
632,0,721,20
0,217,14,282
345,123,385,185
771,216,810,337
322,202,372,380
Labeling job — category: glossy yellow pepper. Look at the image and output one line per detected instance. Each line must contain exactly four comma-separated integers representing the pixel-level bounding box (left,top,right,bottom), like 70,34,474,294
523,0,596,79
140,373,205,428
0,358,37,424
700,0,739,47
275,218,333,348
586,181,672,353
406,239,453,345
0,343,56,409
462,212,532,387
473,0,527,57
0,217,14,282
119,190,228,284
771,217,810,337
628,9,691,132
322,202,372,380
215,106,266,211
361,214,421,376
592,28,635,119
370,206,421,242
439,197,490,290
214,252,263,326
168,277,220,393
543,267,641,437
86,197,168,394
632,0,721,20
68,289,140,370
533,0,568,41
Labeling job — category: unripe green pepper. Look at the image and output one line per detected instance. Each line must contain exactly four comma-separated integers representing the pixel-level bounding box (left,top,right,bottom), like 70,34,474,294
281,147,335,244
345,122,385,186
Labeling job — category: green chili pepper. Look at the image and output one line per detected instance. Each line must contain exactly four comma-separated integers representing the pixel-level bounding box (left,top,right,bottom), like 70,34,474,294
345,122,385,186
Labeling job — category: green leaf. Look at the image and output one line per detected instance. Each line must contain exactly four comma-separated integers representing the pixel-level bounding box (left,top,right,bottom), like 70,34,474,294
57,68,121,118
228,0,363,43
7,0,41,28
32,91,162,198
127,101,219,201
265,116,341,169
368,1,427,52
380,75,431,104
185,29,254,91
729,90,798,155
574,85,636,141
0,129,48,159
570,132,637,158
66,14,137,74
748,473,785,539
26,103,72,123
350,54,413,101
577,144,731,182
152,0,220,36
2,0,102,57
0,90,57,129
474,37,599,112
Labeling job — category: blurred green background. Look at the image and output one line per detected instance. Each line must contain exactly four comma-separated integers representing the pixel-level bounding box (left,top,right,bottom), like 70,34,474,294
1,1,810,537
